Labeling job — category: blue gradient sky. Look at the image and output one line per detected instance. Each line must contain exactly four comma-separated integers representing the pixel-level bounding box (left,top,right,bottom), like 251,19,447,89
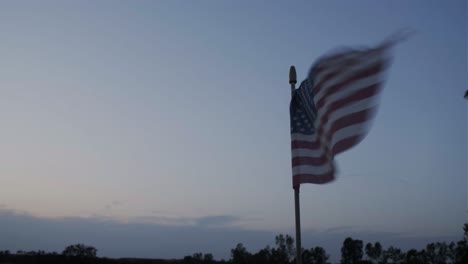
0,0,466,261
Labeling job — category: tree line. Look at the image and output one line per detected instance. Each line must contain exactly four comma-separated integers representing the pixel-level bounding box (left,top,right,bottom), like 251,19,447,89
1,224,467,264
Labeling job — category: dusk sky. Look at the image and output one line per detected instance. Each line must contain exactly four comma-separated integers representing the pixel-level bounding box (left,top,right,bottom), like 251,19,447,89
0,0,466,262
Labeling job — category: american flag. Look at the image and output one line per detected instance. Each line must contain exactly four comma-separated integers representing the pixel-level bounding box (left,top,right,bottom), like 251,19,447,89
290,44,393,188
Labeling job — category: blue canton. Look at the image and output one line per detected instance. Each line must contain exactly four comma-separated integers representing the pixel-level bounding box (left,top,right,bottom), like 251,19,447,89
290,80,316,135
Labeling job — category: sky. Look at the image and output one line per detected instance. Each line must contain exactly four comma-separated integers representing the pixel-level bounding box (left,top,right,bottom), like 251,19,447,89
0,0,466,262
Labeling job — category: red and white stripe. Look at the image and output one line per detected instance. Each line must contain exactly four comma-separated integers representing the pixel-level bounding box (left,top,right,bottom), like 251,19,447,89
292,46,391,188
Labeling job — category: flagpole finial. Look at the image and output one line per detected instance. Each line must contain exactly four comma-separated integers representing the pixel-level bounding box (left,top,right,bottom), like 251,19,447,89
289,66,297,84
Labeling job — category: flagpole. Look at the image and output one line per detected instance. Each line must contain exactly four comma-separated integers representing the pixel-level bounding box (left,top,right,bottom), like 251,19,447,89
289,65,302,264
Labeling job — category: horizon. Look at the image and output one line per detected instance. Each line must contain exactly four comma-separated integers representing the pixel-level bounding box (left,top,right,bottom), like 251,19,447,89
0,1,466,263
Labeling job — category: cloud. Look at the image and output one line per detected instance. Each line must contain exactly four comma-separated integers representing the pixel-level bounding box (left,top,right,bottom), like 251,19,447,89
195,215,240,227
104,200,125,210
132,215,193,226
0,209,461,262
323,225,354,233
111,200,124,207
0,209,271,260
130,214,242,228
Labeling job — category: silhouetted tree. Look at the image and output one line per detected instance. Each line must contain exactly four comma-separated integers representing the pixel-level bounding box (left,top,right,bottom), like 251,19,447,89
270,234,295,264
26,250,38,256
192,252,203,262
460,223,468,262
341,237,363,264
203,253,214,263
404,249,425,264
464,223,468,240
250,246,271,264
426,242,450,264
0,250,12,264
382,246,405,264
365,242,382,263
183,255,194,264
302,249,312,264
62,243,97,258
231,243,251,264
449,240,468,263
302,247,329,264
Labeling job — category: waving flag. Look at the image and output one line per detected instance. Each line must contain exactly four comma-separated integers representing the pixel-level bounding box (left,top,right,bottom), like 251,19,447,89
290,43,393,188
